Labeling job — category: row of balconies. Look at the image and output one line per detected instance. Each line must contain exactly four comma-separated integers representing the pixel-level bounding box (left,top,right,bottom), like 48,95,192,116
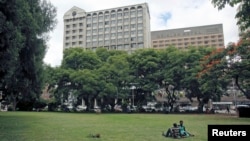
64,10,144,24
154,39,223,44
65,33,144,41
153,42,224,48
65,42,144,49
153,37,224,44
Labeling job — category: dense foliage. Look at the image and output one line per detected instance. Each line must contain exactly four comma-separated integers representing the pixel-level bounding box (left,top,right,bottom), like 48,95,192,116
0,0,57,110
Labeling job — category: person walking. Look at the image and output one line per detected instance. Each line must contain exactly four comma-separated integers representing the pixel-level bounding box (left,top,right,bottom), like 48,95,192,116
226,105,230,114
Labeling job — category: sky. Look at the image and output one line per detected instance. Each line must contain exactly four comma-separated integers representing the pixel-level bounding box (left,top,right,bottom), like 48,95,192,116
43,0,240,67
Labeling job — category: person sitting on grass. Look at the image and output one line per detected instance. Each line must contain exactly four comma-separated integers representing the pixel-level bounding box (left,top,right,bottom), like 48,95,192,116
178,120,194,137
162,123,181,138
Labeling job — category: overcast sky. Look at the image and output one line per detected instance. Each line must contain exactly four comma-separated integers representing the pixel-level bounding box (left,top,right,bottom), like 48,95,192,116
43,0,240,67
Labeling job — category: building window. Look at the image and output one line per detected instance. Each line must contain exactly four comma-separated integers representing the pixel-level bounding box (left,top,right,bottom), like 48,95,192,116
111,13,116,19
124,38,130,42
123,25,129,30
98,16,103,21
111,20,116,25
87,30,91,35
138,17,143,22
98,41,103,45
138,23,143,29
87,42,91,47
131,24,136,29
118,38,123,43
86,36,91,40
104,40,110,45
137,9,143,15
130,11,136,17
98,35,103,40
117,45,123,50
92,23,97,28
124,44,129,49
104,15,109,20
117,13,122,18
98,22,103,28
92,17,97,22
137,30,143,34
138,36,143,42
105,21,109,25
138,43,143,48
124,12,129,17
105,27,109,33
117,32,122,36
131,43,136,48
111,39,116,44
131,31,136,36
111,33,116,37
131,37,136,42
105,34,109,39
117,19,122,25
92,29,97,34
99,28,103,33
93,41,97,46
124,31,129,37
123,18,129,23
111,27,116,32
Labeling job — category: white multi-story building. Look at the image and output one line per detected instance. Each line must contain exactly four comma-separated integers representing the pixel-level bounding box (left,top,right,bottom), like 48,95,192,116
63,3,151,52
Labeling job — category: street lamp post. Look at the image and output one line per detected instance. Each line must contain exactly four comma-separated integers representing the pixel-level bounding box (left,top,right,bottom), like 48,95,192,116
131,86,136,107
232,78,237,107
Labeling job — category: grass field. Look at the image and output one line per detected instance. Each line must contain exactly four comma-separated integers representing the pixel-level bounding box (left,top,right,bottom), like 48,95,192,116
0,112,249,141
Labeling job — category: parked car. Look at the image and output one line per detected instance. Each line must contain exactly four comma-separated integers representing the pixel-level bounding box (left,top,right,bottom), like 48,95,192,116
142,102,163,112
76,105,87,112
114,105,122,112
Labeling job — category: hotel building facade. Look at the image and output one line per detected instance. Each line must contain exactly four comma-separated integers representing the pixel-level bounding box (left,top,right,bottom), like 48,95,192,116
63,3,151,52
151,24,225,49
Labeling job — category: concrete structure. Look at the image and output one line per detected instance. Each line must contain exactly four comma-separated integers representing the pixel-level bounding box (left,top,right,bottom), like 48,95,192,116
63,3,151,53
151,24,225,49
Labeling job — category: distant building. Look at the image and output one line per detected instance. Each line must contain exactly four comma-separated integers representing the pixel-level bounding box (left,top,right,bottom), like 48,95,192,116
63,3,151,53
151,24,225,49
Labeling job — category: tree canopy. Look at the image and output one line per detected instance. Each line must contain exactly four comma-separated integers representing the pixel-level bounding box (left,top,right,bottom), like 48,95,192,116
0,0,57,110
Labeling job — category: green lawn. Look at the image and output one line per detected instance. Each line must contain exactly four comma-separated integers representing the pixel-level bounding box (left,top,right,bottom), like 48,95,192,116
0,112,249,141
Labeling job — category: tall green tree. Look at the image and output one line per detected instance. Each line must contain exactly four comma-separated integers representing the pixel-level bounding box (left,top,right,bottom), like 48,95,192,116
160,47,187,111
0,0,57,110
128,49,161,106
97,53,130,109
